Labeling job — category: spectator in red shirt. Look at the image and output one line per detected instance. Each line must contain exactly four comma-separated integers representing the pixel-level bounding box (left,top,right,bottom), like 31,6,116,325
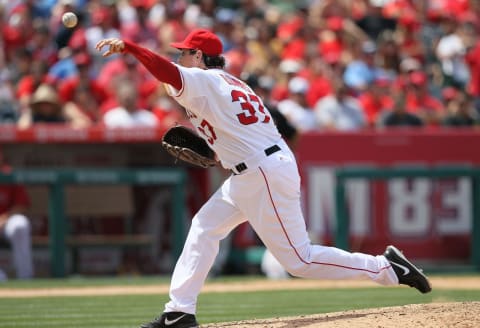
298,57,333,108
58,52,108,123
277,12,307,60
15,60,52,111
405,71,445,125
358,76,394,127
2,2,34,62
465,39,480,116
317,16,347,63
0,151,33,280
96,54,153,114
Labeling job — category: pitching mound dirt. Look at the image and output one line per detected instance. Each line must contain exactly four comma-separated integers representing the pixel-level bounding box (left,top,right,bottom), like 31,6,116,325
202,301,480,328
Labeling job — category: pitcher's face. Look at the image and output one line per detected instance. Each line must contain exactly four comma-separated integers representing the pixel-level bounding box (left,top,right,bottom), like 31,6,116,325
178,49,202,68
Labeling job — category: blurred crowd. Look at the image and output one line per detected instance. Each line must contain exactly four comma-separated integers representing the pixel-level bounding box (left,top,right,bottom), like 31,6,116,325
0,0,479,132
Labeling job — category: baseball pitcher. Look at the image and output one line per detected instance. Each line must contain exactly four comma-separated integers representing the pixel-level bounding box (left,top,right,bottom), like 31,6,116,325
96,29,431,328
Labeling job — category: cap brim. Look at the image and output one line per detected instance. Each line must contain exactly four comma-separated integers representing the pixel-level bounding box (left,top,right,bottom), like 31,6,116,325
170,42,190,50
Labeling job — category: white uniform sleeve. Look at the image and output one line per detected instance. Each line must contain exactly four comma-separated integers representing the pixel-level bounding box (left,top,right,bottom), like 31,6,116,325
163,64,212,117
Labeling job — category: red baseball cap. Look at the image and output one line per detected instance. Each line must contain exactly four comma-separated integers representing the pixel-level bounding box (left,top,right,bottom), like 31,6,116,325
170,29,223,56
410,71,427,85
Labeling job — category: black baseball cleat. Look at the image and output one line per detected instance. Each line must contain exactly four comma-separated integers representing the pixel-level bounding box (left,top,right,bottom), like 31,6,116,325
140,312,199,328
384,245,432,294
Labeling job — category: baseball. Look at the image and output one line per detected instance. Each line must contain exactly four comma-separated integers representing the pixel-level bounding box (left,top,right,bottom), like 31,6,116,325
62,12,78,28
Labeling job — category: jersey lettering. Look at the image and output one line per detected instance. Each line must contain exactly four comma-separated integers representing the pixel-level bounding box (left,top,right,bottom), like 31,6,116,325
231,90,271,125
197,119,216,145
220,74,251,93
249,94,271,123
185,108,197,119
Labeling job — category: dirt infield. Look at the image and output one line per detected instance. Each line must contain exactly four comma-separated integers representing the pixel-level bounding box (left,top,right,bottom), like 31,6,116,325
1,276,479,327
202,302,480,328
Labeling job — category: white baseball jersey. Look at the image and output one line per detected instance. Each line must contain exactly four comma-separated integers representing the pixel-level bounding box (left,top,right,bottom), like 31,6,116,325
165,65,282,170
163,65,398,315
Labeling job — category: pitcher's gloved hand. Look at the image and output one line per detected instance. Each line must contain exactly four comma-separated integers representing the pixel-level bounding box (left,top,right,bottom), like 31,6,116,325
162,125,217,168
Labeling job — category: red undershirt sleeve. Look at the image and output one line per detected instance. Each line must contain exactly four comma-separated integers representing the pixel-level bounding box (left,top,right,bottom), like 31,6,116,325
123,40,182,90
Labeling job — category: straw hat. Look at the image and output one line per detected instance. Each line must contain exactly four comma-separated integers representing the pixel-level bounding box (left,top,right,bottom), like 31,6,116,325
30,84,61,107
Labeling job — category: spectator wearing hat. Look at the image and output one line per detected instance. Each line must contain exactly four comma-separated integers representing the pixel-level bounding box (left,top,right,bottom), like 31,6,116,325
17,83,91,129
358,75,394,127
404,71,445,126
394,56,422,92
314,80,366,131
343,40,387,93
58,52,108,123
377,93,424,128
15,60,52,111
277,76,317,132
442,88,479,127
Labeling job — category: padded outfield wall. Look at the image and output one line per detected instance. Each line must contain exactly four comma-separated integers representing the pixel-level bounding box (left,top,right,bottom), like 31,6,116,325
296,128,480,266
1,126,479,273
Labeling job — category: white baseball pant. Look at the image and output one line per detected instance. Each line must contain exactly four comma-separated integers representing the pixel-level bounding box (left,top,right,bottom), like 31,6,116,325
3,214,33,279
165,141,398,314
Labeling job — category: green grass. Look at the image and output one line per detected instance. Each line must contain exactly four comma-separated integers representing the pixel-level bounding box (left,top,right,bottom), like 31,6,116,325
0,274,263,289
0,276,479,328
0,275,171,289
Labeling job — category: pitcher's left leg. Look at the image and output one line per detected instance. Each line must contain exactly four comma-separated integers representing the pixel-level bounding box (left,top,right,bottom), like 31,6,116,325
242,159,397,286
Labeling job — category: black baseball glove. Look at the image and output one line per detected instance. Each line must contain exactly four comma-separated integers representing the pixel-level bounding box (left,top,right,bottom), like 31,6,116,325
162,125,217,168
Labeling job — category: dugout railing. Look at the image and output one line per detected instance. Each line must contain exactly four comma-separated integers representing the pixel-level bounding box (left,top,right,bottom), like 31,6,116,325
335,166,480,271
0,168,187,277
